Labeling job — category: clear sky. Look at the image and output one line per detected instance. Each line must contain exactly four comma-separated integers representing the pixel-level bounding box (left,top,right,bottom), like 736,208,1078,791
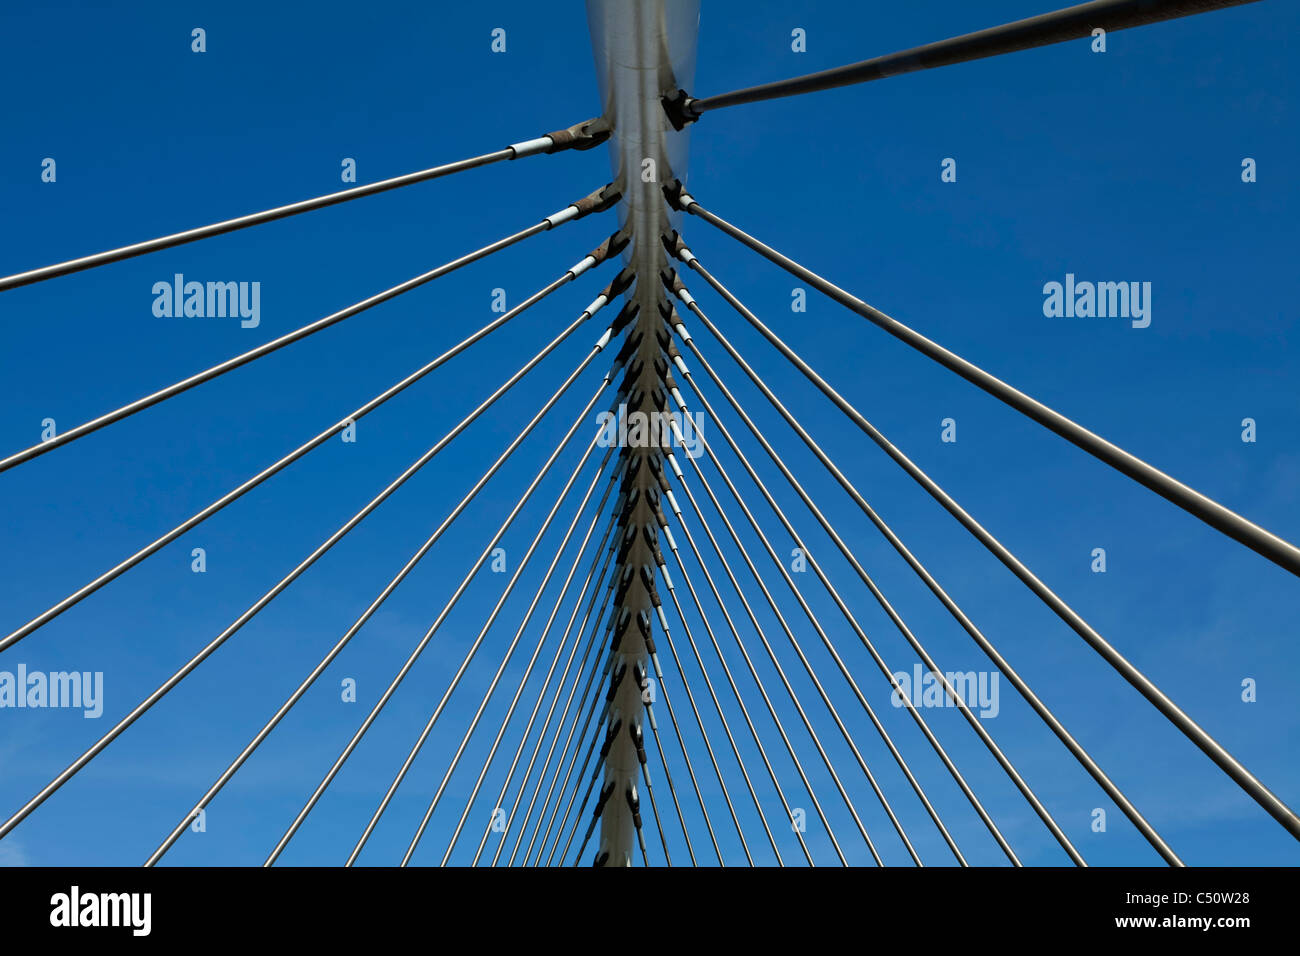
0,0,1296,868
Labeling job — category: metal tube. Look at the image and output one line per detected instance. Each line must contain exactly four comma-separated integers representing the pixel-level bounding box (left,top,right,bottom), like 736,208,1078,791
0,120,609,291
680,0,1260,119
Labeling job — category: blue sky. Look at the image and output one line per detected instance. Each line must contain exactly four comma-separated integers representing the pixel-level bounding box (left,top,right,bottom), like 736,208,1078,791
0,0,1297,867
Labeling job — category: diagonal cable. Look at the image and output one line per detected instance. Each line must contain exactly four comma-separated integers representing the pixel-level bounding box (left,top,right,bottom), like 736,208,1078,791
667,187,1300,580
511,575,620,866
442,499,622,865
262,301,634,865
654,497,804,865
659,445,883,866
485,537,619,865
0,245,625,654
654,553,761,865
663,279,1085,865
662,356,936,865
666,220,1300,845
1,282,611,846
391,440,619,866
142,287,620,865
0,117,610,291
663,1,1260,125
0,190,621,472
658,477,824,865
666,275,1181,865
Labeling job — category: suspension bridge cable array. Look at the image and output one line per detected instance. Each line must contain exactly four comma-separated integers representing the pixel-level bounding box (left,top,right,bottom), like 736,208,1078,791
0,217,623,655
667,186,1300,579
3,280,626,846
662,272,1181,866
264,300,636,866
662,276,1083,866
385,437,618,867
144,291,624,865
441,504,621,865
664,213,1300,845
0,190,621,473
0,0,1291,869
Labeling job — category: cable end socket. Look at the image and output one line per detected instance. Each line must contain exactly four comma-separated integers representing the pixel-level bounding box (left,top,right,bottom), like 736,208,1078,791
661,229,696,266
573,183,622,220
588,230,631,266
543,116,612,154
662,180,696,213
548,183,621,229
662,90,700,131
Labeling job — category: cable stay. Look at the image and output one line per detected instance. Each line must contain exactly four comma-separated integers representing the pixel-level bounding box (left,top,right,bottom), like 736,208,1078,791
0,0,1283,874
512,579,621,866
545,525,683,867
630,708,674,866
552,667,625,865
662,1,1260,127
655,559,764,865
550,463,788,866
663,224,1300,845
143,296,625,865
485,541,619,866
466,519,619,866
664,272,1181,866
657,471,828,866
0,118,611,292
0,251,628,657
1,285,620,846
659,446,884,867
662,282,1083,866
662,397,940,865
436,504,622,866
377,436,621,867
666,186,1300,579
562,664,658,867
531,460,668,866
264,302,636,865
653,491,808,865
639,638,720,865
0,190,622,473
657,334,946,866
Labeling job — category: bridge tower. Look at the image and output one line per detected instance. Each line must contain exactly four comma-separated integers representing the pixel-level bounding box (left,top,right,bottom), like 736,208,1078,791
586,0,700,866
